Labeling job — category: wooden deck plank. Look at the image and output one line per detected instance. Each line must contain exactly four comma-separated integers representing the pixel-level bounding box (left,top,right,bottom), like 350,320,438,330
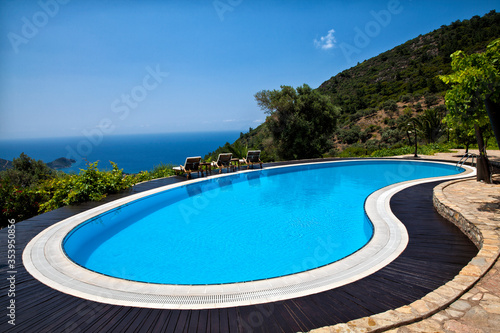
186,310,200,333
147,309,177,332
207,309,220,332
0,174,478,333
161,310,182,333
173,309,190,332
218,308,233,333
195,310,209,333
225,307,241,333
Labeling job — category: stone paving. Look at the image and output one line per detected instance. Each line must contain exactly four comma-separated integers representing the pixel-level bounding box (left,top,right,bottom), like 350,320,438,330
393,149,500,169
308,152,500,333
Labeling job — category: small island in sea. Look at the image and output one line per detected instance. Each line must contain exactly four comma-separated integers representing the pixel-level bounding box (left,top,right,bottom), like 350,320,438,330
46,157,77,170
0,157,76,171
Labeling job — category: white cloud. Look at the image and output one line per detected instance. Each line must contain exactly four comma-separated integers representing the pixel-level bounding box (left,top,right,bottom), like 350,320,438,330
314,29,337,50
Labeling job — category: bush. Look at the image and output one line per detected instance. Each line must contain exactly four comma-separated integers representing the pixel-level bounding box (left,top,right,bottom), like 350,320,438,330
132,163,176,183
39,161,134,212
337,144,369,157
382,99,398,112
370,143,453,157
1,155,182,227
400,94,413,103
381,128,402,144
1,153,54,188
337,126,361,144
0,153,55,227
0,178,47,227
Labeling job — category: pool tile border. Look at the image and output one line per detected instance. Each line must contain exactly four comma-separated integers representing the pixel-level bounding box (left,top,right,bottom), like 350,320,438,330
22,160,474,310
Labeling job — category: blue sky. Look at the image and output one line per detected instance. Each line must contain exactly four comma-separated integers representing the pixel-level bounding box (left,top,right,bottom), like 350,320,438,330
1,0,499,139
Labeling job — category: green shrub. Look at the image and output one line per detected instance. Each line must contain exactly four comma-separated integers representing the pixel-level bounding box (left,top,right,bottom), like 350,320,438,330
39,161,134,212
337,144,369,157
132,163,176,183
337,126,361,144
2,153,54,188
0,153,55,227
0,178,47,227
400,94,413,103
370,143,453,157
1,155,186,227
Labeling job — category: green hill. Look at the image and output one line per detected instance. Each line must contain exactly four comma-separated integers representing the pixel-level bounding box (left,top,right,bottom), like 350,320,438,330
206,10,500,161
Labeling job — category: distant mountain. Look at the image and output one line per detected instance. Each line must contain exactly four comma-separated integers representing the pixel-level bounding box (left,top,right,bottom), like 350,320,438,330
0,157,76,171
0,158,13,172
46,158,76,170
205,10,500,161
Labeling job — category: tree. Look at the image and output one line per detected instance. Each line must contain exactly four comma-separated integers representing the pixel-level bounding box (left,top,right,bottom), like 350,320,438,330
255,84,340,160
416,107,445,143
0,153,54,226
445,116,476,153
439,38,500,183
1,153,54,188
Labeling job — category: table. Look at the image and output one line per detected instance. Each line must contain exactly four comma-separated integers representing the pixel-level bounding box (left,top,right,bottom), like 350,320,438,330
230,158,240,171
200,162,212,176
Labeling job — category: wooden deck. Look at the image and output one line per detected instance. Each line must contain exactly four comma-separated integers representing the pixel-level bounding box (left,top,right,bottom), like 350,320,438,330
1,170,478,333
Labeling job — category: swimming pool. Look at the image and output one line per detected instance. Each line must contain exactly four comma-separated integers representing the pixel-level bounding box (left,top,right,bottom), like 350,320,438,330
23,159,473,309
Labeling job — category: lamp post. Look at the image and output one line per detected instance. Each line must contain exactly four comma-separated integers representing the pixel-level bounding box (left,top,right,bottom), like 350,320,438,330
408,121,418,157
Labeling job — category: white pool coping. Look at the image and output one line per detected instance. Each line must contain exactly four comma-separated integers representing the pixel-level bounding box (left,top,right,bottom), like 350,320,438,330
23,160,476,309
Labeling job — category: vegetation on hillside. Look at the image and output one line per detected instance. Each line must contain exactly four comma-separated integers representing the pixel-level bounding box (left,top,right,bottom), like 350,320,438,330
318,10,500,117
205,10,500,162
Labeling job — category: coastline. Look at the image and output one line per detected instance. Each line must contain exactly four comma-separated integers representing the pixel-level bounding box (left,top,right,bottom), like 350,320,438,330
0,131,241,174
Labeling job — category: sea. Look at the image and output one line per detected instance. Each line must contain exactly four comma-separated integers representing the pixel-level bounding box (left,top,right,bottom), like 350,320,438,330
0,132,241,174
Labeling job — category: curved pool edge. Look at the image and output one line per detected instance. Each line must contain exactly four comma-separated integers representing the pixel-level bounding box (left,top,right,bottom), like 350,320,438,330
22,160,476,310
309,171,497,333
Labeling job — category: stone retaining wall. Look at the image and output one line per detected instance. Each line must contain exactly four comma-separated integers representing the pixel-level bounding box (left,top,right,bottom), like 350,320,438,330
308,178,499,333
433,179,484,249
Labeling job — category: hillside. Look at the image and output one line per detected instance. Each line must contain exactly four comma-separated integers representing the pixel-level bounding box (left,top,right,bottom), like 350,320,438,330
206,10,500,161
0,158,13,172
318,10,500,121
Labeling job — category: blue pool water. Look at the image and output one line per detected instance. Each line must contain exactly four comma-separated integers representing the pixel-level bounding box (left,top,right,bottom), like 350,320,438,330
63,160,464,285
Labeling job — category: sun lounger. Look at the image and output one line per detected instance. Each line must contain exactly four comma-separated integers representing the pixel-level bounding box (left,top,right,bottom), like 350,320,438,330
241,150,262,169
212,153,233,173
173,156,202,179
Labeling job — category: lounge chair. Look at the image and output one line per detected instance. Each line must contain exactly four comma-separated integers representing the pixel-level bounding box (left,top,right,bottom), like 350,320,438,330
173,156,201,179
241,150,262,169
212,153,233,173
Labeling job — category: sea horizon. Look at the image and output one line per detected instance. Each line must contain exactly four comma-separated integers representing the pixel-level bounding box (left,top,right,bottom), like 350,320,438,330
0,131,242,174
